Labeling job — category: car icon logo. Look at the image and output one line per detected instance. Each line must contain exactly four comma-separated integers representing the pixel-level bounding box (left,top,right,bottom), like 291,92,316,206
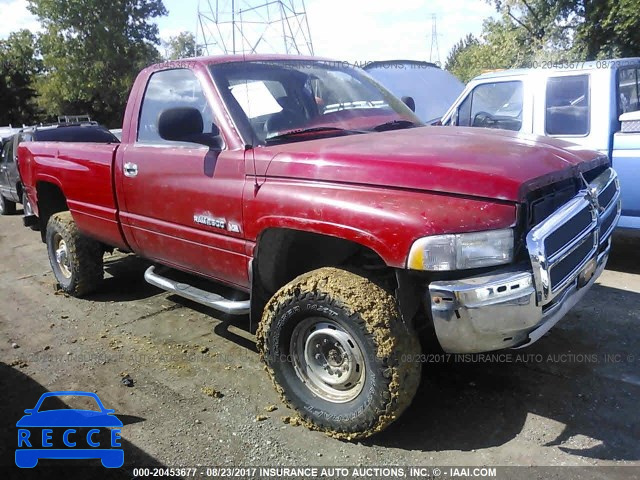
15,391,124,468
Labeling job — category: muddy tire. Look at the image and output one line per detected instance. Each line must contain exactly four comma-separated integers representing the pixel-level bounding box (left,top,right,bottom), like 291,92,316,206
0,195,16,215
257,267,422,440
45,211,104,296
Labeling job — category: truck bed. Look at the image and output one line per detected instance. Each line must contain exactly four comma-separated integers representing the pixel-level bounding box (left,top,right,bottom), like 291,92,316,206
18,142,128,249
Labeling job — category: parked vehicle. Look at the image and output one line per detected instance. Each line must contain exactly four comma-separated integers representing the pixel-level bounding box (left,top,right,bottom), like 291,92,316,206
109,129,123,141
19,55,620,440
0,123,118,218
0,135,20,215
364,60,464,124
441,58,640,233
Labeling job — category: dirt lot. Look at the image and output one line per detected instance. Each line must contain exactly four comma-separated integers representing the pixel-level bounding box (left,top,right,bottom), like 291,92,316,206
0,212,639,479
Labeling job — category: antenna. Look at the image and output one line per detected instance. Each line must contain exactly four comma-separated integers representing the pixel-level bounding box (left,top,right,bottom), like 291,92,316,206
429,13,441,65
196,0,314,55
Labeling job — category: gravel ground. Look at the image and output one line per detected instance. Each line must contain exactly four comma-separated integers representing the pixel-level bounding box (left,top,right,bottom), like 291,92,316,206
0,213,639,479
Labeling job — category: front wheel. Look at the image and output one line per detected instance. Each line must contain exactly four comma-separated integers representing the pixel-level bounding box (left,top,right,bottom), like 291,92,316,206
257,267,422,440
0,195,16,215
46,211,104,296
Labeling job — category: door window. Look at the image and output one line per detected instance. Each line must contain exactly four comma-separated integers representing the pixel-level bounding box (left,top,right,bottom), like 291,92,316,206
456,81,523,131
545,75,589,135
2,139,13,163
137,69,216,145
618,67,640,115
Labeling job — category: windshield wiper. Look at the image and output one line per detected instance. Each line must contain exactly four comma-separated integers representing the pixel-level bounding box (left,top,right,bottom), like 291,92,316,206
265,126,366,144
370,120,421,132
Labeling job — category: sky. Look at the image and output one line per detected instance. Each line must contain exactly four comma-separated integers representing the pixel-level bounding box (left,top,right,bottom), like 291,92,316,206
0,0,496,65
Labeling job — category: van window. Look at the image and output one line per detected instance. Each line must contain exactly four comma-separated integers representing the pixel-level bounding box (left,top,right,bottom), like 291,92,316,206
618,67,640,115
457,81,523,131
545,75,589,135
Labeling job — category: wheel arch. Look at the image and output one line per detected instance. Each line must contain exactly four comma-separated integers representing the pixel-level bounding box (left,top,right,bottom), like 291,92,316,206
250,227,394,323
36,181,69,242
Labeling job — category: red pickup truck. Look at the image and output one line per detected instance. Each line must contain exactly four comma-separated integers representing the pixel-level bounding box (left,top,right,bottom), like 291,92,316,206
18,55,621,440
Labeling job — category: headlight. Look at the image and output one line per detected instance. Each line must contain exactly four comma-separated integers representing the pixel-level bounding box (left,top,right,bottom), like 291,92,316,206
407,229,514,271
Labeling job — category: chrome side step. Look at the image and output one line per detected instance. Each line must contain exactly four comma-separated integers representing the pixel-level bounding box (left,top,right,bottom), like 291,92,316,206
144,266,250,315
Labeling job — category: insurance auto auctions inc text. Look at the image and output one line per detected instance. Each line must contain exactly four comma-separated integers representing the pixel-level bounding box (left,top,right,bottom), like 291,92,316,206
193,466,498,479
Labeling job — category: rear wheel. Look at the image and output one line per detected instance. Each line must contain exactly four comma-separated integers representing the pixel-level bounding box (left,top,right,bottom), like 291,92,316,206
45,211,104,296
257,267,422,440
0,195,16,215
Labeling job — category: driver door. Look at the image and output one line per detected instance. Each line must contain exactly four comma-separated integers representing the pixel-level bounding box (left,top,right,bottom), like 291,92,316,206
117,68,248,288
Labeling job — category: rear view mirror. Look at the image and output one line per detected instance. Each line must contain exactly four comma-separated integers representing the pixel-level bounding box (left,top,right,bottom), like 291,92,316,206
158,107,222,149
401,96,416,112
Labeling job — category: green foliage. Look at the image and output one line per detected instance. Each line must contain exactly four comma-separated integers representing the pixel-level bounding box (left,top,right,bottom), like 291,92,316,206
446,0,640,82
445,34,481,83
0,30,43,125
573,0,640,59
28,0,167,127
164,31,202,60
445,16,537,82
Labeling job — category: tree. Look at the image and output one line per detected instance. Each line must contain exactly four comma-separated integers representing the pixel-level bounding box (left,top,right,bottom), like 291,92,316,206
0,30,42,125
28,0,167,127
447,0,640,82
488,0,640,60
445,34,481,83
445,17,536,82
164,32,202,60
573,0,640,59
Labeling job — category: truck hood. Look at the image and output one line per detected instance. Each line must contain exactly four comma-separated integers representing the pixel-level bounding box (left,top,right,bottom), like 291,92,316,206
259,126,607,202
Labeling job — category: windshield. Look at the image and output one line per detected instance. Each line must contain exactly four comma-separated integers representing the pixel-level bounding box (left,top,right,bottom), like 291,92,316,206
209,60,421,144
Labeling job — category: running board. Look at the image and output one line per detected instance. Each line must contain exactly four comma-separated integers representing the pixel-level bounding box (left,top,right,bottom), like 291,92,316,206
144,266,250,315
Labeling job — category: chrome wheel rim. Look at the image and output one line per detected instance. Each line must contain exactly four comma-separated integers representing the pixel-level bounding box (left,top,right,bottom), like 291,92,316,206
290,317,366,403
53,234,72,278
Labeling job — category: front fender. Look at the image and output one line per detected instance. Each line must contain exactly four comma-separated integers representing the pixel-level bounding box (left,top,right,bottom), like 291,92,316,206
243,178,517,268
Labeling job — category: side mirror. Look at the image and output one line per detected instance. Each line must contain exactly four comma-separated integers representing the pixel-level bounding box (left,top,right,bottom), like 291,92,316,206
401,96,416,113
24,409,34,414
158,107,222,149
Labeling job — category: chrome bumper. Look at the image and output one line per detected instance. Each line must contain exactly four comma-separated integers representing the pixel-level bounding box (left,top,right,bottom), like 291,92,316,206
427,168,620,354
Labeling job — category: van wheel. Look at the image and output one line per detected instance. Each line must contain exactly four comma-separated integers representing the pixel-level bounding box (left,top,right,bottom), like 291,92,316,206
257,267,422,440
0,195,16,215
45,211,104,296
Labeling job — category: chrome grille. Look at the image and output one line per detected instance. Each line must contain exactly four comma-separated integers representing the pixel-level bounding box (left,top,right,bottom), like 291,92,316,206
527,167,621,305
598,181,617,212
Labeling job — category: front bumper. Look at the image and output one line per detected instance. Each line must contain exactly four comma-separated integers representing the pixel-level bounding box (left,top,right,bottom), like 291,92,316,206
427,168,620,353
429,244,609,353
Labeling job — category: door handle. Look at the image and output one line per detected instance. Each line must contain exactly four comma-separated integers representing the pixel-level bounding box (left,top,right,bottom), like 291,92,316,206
124,162,138,178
